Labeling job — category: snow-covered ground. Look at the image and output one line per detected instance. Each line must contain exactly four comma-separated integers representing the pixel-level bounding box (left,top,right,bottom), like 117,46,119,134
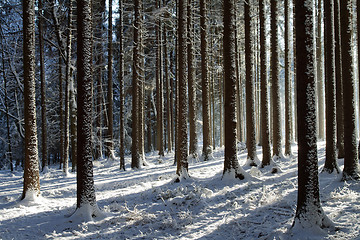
0,142,359,240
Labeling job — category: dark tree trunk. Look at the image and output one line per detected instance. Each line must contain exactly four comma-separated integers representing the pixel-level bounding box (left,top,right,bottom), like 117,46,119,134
222,0,245,180
270,0,282,159
334,0,344,159
260,0,271,167
22,0,40,200
244,0,258,166
105,0,114,159
38,0,48,172
292,0,333,230
200,0,212,161
119,0,125,170
75,0,100,216
340,0,360,180
175,0,189,181
188,0,197,159
284,0,292,156
323,0,339,174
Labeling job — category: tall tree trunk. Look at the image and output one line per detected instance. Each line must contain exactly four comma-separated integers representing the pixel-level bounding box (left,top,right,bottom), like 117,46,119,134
316,0,325,140
75,0,101,218
223,0,246,180
164,18,172,153
38,0,48,172
334,0,344,159
22,0,40,200
292,0,333,230
340,0,360,180
119,0,125,170
260,0,271,167
357,0,360,157
188,0,197,159
175,0,189,181
156,0,164,157
63,0,73,175
200,0,212,161
105,0,114,159
245,0,258,166
70,71,77,172
284,0,292,156
271,0,282,159
323,0,339,174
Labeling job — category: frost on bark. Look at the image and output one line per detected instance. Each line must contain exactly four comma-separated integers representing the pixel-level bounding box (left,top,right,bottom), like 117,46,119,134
175,0,189,182
188,0,198,159
357,0,360,158
74,0,101,219
119,0,125,171
105,0,114,159
270,0,282,159
200,0,212,161
38,0,48,172
244,0,259,167
340,0,360,180
259,0,272,167
222,0,246,180
292,0,333,232
22,0,40,200
284,0,292,157
334,0,344,159
323,0,339,174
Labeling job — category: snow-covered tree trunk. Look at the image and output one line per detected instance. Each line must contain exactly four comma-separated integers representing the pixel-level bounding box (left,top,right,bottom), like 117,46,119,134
75,0,101,218
340,0,360,180
270,0,282,159
188,0,197,159
175,0,189,181
245,0,258,166
292,0,333,232
260,0,272,167
200,0,212,161
323,0,339,174
22,0,40,200
222,0,246,180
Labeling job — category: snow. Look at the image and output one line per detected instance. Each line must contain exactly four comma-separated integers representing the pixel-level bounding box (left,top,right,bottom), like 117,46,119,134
1,141,359,239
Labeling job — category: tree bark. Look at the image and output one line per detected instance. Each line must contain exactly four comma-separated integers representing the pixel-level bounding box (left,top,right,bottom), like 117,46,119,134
119,0,125,170
340,0,360,180
292,0,333,230
22,0,40,200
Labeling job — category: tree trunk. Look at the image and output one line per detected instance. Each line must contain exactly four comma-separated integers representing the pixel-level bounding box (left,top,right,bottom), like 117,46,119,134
223,0,246,180
323,0,339,174
340,0,360,180
334,0,344,159
22,0,40,200
245,0,258,166
175,0,189,181
260,0,271,167
271,0,282,159
75,0,100,218
119,0,125,170
316,0,325,140
292,0,333,230
284,0,292,156
38,0,48,172
188,0,198,159
200,0,212,161
105,0,114,159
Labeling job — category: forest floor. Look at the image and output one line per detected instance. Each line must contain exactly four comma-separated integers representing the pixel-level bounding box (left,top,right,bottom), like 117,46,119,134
0,141,359,240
